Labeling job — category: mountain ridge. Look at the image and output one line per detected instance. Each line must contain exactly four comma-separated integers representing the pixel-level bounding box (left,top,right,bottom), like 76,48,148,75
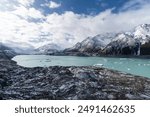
64,24,150,56
1,23,150,56
0,43,16,59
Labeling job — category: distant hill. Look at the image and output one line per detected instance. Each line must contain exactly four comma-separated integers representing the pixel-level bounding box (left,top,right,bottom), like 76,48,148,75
35,43,63,55
0,43,16,59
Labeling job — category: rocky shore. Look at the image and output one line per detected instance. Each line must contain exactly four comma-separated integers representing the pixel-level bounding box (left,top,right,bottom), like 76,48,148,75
1,58,150,100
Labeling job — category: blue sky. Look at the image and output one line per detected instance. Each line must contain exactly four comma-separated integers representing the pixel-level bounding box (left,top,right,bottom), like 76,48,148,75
0,0,150,48
34,0,129,15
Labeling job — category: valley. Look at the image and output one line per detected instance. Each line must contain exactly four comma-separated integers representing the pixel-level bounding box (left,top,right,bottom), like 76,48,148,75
0,24,150,100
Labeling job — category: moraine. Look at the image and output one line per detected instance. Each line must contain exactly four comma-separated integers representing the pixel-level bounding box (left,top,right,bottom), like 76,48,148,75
12,55,150,78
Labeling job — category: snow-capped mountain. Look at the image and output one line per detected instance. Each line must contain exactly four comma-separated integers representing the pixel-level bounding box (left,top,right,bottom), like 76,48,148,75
92,33,116,47
133,24,150,44
36,43,63,55
134,24,150,55
103,24,150,55
1,23,150,56
0,43,16,59
65,24,150,56
64,33,116,55
102,33,141,55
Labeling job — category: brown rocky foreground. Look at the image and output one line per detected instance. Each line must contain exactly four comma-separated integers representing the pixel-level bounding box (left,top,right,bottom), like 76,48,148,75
0,58,150,100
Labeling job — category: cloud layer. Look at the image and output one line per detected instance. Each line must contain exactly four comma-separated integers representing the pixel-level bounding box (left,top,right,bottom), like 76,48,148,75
41,1,61,9
1,0,150,48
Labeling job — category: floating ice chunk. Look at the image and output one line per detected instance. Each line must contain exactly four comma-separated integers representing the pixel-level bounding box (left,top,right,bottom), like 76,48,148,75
127,68,131,70
138,63,141,66
120,58,127,60
93,64,104,67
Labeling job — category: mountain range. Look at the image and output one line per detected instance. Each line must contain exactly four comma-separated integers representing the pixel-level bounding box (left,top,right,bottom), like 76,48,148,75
1,24,150,58
64,24,150,56
35,43,63,55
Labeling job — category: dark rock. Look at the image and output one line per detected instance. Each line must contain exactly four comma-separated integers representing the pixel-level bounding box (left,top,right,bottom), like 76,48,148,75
140,41,150,55
1,58,150,100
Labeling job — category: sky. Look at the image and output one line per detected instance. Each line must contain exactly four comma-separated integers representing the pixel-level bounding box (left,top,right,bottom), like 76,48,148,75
1,0,150,48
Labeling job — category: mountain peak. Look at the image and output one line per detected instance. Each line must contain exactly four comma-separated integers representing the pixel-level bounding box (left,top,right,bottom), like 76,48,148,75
140,24,150,28
36,43,63,54
134,24,150,44
135,24,150,32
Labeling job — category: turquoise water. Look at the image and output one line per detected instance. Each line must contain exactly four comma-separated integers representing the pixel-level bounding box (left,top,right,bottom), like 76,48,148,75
12,55,150,78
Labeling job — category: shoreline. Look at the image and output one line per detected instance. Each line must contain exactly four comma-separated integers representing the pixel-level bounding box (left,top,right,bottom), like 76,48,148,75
13,53,150,59
12,54,150,78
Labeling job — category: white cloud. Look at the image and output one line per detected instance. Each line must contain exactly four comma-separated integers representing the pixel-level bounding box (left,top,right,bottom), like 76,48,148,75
0,0,35,11
120,0,150,11
17,0,35,7
1,0,150,49
12,6,44,19
41,1,61,9
41,5,150,47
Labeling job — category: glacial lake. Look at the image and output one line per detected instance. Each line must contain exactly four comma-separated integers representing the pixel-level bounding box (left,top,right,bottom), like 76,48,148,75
12,55,150,78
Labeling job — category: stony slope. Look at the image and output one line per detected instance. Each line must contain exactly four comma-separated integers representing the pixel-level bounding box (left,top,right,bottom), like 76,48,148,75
0,58,150,100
